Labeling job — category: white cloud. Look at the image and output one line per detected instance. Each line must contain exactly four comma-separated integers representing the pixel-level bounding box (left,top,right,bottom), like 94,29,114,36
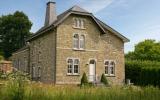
78,0,114,13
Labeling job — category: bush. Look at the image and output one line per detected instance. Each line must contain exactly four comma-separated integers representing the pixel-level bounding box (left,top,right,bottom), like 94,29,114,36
2,71,30,100
81,72,88,86
100,73,108,85
125,60,160,87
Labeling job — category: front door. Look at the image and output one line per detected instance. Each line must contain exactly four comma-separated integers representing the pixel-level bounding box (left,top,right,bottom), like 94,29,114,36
89,60,96,82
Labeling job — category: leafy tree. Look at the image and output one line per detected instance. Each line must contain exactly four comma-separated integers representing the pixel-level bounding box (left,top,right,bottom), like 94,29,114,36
125,39,160,61
0,11,32,59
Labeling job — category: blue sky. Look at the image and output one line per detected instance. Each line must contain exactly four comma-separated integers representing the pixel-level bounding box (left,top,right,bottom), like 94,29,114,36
0,0,160,53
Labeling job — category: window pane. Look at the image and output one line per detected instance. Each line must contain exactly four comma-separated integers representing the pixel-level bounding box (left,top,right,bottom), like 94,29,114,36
105,66,108,74
105,61,109,65
80,35,85,49
68,59,73,64
110,67,114,74
110,61,115,75
74,59,79,74
74,65,79,73
110,61,115,65
68,59,73,74
77,19,80,27
74,59,79,64
68,65,72,73
73,34,79,49
81,19,84,28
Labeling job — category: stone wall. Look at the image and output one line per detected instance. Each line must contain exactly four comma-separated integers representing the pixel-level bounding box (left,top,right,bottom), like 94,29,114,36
12,48,29,73
56,14,125,85
29,30,56,83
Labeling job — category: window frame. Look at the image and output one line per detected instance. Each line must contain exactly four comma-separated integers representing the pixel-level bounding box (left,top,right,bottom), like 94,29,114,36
79,34,85,50
73,33,86,50
104,60,116,76
73,18,86,29
73,34,79,49
67,58,80,75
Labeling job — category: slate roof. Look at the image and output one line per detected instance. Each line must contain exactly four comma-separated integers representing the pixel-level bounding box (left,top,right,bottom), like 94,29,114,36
27,5,129,42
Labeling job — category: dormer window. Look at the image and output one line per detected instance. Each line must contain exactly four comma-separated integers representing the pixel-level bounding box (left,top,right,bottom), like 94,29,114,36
73,18,85,29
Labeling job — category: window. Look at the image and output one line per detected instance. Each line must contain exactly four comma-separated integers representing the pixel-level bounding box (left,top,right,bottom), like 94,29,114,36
67,58,79,75
74,59,79,73
38,67,41,78
32,64,36,78
104,61,109,75
110,61,115,75
80,19,84,28
73,18,85,29
73,34,79,49
80,35,85,49
104,60,115,76
67,59,73,74
73,34,85,50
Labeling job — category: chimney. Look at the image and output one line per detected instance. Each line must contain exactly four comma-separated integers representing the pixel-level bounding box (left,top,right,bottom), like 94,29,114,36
44,1,57,26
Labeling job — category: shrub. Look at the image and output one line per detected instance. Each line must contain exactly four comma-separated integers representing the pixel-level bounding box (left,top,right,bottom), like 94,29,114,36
81,72,88,86
3,71,30,100
100,73,108,85
125,60,160,87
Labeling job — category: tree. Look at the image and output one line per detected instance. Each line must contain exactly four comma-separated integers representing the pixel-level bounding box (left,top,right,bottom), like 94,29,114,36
125,39,160,61
100,73,108,85
0,11,32,59
81,72,88,86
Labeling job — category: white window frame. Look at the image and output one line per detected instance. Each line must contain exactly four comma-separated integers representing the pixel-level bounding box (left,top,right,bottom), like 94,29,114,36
67,58,80,75
73,34,79,49
73,18,85,29
73,33,86,50
104,60,116,76
79,35,85,50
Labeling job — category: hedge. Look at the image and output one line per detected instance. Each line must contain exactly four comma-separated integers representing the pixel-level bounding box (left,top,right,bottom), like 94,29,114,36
125,60,160,87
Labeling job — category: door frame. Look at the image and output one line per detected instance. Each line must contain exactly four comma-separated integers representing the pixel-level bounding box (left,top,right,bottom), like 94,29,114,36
88,58,97,82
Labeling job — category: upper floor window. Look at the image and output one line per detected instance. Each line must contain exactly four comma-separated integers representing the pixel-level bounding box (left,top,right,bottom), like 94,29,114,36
73,18,85,29
104,60,115,76
73,34,79,49
73,34,85,50
67,58,79,75
80,35,85,49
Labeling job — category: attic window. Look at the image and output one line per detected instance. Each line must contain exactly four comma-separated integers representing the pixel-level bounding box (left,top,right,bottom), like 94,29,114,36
73,18,85,29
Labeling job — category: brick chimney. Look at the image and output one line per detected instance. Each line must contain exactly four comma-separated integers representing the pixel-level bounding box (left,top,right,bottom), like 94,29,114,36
44,1,57,26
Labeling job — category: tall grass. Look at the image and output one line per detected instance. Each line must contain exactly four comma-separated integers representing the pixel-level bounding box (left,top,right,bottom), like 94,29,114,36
0,72,160,100
0,81,160,100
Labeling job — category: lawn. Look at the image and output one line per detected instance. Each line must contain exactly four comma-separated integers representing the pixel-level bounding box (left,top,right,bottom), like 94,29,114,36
0,80,160,100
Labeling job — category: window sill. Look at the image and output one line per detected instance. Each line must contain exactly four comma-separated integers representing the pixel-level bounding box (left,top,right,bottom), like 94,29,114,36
73,48,85,51
72,26,86,30
67,73,80,76
105,74,116,77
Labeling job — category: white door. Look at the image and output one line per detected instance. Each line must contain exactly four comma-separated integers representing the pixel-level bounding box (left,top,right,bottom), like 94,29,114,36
89,60,96,82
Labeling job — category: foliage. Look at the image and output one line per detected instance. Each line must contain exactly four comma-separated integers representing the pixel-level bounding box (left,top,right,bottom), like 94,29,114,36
100,73,108,85
0,11,32,59
0,82,160,100
0,71,30,100
125,39,160,61
125,60,160,87
81,72,88,86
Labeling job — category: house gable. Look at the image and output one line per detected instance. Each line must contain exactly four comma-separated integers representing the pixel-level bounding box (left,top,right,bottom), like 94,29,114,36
27,5,129,43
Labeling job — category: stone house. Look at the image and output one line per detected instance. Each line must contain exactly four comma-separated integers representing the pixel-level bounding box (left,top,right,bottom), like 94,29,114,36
12,2,129,85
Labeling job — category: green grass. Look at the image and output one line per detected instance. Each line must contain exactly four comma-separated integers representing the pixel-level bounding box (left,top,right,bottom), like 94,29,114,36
0,81,160,100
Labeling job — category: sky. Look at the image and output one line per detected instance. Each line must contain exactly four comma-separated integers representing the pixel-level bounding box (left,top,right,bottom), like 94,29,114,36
0,0,160,53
